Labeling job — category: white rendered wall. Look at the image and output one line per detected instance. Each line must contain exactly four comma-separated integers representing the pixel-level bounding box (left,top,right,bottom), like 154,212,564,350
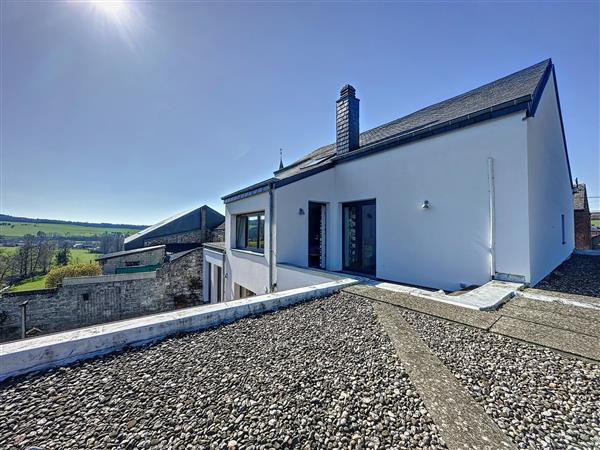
224,192,271,300
276,263,350,291
275,112,531,291
526,73,574,285
203,248,224,303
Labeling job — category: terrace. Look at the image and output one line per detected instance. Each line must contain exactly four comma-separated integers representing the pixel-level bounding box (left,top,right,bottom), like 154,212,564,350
1,256,599,449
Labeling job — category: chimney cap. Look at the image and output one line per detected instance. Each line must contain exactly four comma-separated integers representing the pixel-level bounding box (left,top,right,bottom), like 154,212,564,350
339,84,356,98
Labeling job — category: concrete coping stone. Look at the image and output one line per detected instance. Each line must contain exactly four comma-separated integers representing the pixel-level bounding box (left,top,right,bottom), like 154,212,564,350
62,271,157,286
0,278,358,382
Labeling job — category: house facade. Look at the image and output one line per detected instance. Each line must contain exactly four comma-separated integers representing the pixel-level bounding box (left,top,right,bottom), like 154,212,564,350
205,59,574,301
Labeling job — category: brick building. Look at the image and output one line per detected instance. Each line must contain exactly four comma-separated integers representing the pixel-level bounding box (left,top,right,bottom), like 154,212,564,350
573,183,591,250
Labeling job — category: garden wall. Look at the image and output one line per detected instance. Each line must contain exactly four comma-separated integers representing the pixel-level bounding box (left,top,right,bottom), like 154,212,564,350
0,248,203,342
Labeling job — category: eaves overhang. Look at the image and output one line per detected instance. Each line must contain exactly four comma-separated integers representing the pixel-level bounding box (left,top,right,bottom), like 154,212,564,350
222,178,277,204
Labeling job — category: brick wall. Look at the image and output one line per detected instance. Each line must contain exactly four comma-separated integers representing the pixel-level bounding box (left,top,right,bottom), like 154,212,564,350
574,210,591,250
0,248,203,342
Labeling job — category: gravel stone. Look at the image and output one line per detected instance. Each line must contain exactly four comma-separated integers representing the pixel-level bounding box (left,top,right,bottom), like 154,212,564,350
398,307,600,449
0,293,446,449
534,254,600,298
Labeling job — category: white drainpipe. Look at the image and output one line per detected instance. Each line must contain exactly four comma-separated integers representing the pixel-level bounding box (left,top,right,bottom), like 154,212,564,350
268,183,275,292
487,157,496,278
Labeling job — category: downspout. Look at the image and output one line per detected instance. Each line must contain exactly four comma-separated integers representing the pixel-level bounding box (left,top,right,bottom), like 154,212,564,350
487,157,496,278
221,250,226,302
268,182,275,293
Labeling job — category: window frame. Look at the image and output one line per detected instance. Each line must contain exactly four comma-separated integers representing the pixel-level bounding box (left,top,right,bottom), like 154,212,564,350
235,211,265,253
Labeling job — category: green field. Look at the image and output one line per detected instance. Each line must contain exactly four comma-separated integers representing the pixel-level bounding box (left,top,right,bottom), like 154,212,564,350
593,219,600,227
0,246,99,262
2,247,101,292
9,275,47,292
0,221,139,238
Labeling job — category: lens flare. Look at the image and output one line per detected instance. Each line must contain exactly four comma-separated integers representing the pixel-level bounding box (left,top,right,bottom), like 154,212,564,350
81,0,144,51
90,0,128,21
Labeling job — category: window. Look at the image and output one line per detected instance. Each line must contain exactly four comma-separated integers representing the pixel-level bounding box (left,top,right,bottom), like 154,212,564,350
561,214,566,245
82,293,90,301
126,261,141,267
236,212,265,252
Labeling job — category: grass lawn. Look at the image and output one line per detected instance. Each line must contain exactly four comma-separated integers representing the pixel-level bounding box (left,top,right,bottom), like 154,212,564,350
592,219,600,227
0,246,17,256
70,248,100,264
9,275,48,292
0,221,140,238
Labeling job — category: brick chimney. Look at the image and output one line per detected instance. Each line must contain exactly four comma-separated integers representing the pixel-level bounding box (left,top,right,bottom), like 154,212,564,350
336,84,359,155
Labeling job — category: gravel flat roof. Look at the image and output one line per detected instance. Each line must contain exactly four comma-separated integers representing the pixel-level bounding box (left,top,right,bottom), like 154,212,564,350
0,294,446,450
1,292,598,450
533,254,600,300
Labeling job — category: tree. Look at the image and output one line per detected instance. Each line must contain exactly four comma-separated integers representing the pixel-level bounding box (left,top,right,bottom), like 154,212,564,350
0,252,11,287
55,243,71,266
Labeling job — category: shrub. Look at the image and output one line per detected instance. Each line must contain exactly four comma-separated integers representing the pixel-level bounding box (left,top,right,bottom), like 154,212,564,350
45,263,101,288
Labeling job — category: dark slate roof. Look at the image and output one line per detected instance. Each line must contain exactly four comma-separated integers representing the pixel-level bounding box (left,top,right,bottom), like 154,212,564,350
124,205,225,249
96,245,166,261
574,184,589,212
223,59,556,202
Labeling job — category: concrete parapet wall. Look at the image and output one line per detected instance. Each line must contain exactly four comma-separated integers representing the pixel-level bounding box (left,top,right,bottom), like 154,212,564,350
0,278,357,382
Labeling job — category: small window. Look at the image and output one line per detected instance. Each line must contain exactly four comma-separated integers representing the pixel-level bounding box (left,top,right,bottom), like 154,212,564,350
236,212,265,252
82,293,90,301
561,214,565,245
126,261,141,267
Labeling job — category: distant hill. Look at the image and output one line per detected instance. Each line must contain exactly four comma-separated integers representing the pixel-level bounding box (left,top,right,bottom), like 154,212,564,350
0,214,147,239
0,214,146,229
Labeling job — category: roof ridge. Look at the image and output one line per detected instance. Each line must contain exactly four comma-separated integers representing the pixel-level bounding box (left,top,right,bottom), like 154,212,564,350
277,59,551,175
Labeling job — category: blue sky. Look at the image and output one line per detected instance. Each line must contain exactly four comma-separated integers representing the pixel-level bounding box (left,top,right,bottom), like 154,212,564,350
1,1,598,225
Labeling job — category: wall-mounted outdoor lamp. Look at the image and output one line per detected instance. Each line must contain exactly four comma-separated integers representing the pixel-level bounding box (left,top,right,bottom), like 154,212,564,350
422,200,431,209
298,208,305,215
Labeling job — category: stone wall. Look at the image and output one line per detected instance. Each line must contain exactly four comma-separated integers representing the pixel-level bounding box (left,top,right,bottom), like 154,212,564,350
100,246,166,275
0,248,203,343
143,230,206,247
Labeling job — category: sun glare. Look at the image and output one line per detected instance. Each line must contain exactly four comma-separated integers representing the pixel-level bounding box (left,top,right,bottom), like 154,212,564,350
90,0,129,21
80,0,144,50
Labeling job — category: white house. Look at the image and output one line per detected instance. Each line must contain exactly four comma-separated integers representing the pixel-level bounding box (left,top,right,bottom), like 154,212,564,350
204,59,574,302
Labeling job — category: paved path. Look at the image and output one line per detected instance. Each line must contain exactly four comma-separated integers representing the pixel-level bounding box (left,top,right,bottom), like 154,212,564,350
345,285,600,361
373,301,516,450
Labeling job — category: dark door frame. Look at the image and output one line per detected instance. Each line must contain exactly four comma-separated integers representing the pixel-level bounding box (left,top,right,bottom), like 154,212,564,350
308,201,327,269
342,199,376,276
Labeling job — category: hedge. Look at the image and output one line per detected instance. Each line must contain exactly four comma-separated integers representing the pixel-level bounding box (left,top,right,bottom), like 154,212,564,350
45,263,102,288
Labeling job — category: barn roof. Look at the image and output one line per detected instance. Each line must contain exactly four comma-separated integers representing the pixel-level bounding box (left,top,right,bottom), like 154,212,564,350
124,205,224,248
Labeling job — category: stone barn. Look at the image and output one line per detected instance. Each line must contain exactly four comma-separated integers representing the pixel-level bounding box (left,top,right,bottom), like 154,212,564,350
124,205,224,253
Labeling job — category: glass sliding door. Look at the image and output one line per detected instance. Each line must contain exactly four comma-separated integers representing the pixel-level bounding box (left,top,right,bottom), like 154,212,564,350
343,200,376,275
308,202,326,269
